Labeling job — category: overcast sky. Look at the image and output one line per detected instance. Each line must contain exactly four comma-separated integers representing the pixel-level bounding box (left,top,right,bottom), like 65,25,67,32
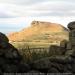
0,0,75,34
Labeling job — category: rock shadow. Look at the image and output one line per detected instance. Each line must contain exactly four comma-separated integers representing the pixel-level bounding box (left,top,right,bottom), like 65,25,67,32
0,32,30,73
49,40,68,56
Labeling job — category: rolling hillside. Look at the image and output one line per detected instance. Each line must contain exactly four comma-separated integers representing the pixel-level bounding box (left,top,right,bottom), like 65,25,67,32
8,21,69,48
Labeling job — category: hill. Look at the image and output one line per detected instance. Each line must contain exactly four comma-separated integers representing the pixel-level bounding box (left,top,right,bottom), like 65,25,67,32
8,21,69,48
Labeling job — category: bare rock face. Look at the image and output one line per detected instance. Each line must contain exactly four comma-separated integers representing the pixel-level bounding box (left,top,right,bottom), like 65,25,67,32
0,32,9,42
68,21,75,30
0,32,9,48
0,32,30,73
31,21,51,26
31,21,39,26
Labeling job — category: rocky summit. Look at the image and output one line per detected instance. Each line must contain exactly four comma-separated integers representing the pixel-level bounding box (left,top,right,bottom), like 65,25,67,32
8,21,69,48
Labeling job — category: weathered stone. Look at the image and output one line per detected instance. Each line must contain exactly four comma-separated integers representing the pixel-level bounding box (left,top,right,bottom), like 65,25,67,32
0,32,9,42
30,21,75,73
48,67,59,73
2,64,18,72
28,70,41,73
70,50,75,57
0,57,6,68
31,21,39,26
4,44,21,60
65,50,74,56
49,45,62,55
69,37,75,45
0,32,30,73
31,56,67,70
63,66,71,73
17,62,30,72
32,58,51,70
60,40,67,48
68,21,75,30
70,30,75,37
66,42,72,50
0,33,9,48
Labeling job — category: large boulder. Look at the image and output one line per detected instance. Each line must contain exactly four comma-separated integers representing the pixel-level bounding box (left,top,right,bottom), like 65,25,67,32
68,21,75,30
0,32,30,73
0,32,9,48
31,55,74,73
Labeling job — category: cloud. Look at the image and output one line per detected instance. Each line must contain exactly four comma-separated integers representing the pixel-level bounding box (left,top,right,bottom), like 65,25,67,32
1,16,75,34
0,0,75,34
0,0,46,5
0,0,75,17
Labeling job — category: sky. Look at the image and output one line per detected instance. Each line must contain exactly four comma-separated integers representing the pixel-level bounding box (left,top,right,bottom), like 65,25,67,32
0,0,75,34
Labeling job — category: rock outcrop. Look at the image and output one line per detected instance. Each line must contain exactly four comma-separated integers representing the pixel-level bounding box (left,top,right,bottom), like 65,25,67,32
0,21,75,74
68,21,75,30
0,32,30,73
29,21,75,74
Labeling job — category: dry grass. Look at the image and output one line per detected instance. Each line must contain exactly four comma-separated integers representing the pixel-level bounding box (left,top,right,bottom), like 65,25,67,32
8,21,69,63
8,21,68,42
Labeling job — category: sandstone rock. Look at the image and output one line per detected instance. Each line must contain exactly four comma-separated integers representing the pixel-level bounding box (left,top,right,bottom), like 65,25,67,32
0,32,30,73
49,45,61,55
66,42,72,50
70,30,75,37
31,57,51,71
31,21,39,26
49,45,66,56
60,40,68,48
30,21,75,73
65,50,74,56
4,43,22,60
48,67,59,73
31,56,66,71
68,21,75,30
31,54,74,73
0,32,9,42
2,64,18,72
28,70,41,73
0,32,9,48
17,62,30,72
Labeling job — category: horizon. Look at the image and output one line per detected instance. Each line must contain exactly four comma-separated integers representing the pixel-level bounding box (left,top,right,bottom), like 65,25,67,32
0,0,75,34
